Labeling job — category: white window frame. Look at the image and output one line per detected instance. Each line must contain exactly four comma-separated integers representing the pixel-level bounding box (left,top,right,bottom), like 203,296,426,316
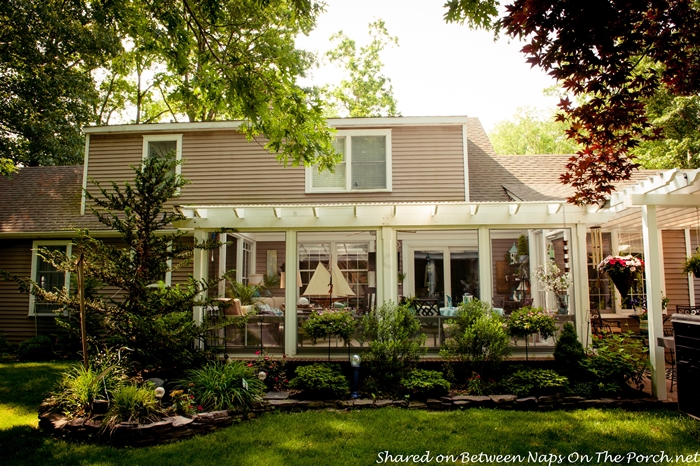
305,129,392,193
29,240,72,316
142,134,183,194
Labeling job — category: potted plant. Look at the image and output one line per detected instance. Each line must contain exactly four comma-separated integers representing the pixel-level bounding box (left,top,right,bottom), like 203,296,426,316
682,249,700,278
534,259,572,314
598,255,645,301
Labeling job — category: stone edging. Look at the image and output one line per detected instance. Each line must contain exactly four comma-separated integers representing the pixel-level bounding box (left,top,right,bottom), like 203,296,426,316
38,393,678,447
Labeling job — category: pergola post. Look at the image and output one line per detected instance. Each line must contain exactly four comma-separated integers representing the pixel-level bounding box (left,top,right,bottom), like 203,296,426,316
478,226,492,304
377,227,398,306
192,229,209,349
284,230,299,356
641,205,666,400
573,223,590,341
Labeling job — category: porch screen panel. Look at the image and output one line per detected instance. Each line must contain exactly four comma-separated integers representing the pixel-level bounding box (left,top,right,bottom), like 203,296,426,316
336,242,368,309
351,136,386,189
450,249,480,301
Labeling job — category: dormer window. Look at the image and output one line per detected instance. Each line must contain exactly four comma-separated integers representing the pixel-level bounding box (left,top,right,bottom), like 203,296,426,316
306,129,391,193
142,134,183,177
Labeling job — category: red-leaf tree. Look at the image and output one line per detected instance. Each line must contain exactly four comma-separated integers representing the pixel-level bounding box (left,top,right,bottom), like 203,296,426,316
445,0,700,204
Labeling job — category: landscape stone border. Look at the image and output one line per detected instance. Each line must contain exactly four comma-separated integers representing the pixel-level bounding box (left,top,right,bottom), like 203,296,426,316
38,393,678,447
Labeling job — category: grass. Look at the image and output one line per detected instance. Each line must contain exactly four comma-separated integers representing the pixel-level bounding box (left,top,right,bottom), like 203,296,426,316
1,361,699,466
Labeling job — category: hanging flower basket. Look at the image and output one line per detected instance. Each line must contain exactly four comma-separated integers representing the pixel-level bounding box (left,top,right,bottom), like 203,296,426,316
598,255,644,302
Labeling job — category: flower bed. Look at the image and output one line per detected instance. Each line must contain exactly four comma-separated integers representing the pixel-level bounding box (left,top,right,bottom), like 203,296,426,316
39,392,677,447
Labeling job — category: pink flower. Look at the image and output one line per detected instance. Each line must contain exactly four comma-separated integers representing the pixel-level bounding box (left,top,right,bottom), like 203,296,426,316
255,350,261,355
197,405,203,411
247,363,253,367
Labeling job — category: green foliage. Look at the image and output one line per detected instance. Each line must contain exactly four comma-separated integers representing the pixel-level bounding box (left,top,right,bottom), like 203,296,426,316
103,384,162,430
553,322,585,378
289,363,349,399
227,280,261,306
18,155,230,373
45,364,119,419
250,351,288,392
361,301,426,386
323,20,400,118
582,332,649,396
682,250,700,275
400,369,450,399
168,388,197,417
0,332,13,355
508,307,557,340
465,372,497,396
0,0,121,168
441,299,511,374
182,361,265,412
633,89,700,170
17,335,54,361
303,310,357,345
488,107,581,155
500,368,568,397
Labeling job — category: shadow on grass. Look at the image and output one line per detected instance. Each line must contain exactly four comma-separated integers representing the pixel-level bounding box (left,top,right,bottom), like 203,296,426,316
0,362,73,413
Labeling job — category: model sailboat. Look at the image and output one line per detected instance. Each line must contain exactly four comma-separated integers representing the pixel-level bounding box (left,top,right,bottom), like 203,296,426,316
302,260,355,306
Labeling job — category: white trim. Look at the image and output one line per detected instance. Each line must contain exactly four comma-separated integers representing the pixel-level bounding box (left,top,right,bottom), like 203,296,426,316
686,229,695,306
81,134,90,216
29,240,72,316
82,116,470,135
142,134,183,174
306,129,392,194
462,123,469,202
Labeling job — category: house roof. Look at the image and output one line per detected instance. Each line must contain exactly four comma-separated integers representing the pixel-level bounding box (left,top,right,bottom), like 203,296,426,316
466,117,659,202
0,166,103,234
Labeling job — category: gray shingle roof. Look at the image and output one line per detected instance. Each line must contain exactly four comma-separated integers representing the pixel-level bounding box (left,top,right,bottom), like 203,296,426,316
466,117,659,202
0,166,103,233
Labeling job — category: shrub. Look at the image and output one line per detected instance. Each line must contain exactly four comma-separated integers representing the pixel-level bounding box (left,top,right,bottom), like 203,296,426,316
553,322,585,378
400,369,450,398
303,310,357,345
17,335,54,361
289,363,349,399
500,368,568,397
581,332,648,395
465,372,497,396
249,350,288,391
169,388,198,417
45,364,119,418
0,332,13,355
441,299,511,375
508,306,557,340
103,384,162,430
182,360,265,412
361,301,426,388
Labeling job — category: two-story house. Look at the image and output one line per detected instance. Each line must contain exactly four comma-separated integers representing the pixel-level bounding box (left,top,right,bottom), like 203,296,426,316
2,115,699,400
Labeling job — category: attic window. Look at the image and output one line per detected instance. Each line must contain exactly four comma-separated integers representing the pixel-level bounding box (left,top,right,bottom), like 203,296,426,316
306,129,392,193
142,134,183,179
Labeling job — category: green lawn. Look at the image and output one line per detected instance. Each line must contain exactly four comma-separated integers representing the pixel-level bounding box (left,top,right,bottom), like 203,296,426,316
1,361,699,466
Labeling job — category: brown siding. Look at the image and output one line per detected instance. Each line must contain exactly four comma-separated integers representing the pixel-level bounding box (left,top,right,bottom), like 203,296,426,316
0,240,61,344
691,230,700,305
87,125,466,206
662,230,690,312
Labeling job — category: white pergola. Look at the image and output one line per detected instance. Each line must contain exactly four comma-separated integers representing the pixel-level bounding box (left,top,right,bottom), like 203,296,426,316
604,168,700,400
176,200,617,358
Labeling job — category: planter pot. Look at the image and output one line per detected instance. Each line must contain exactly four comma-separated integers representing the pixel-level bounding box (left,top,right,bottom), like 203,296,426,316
555,293,569,315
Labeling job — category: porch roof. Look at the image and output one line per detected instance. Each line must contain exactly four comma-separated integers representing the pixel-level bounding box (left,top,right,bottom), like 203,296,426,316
173,200,614,230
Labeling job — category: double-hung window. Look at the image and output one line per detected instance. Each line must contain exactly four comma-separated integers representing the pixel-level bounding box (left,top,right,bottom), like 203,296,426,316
142,134,183,182
306,129,391,193
29,241,72,316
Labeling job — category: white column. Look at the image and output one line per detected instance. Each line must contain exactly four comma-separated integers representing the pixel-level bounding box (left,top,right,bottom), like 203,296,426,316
377,227,398,306
641,205,666,400
284,231,298,356
686,229,695,306
478,227,493,304
573,223,590,340
192,230,209,349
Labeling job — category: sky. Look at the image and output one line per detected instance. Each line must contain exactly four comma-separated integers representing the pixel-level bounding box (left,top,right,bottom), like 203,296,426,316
296,0,560,132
